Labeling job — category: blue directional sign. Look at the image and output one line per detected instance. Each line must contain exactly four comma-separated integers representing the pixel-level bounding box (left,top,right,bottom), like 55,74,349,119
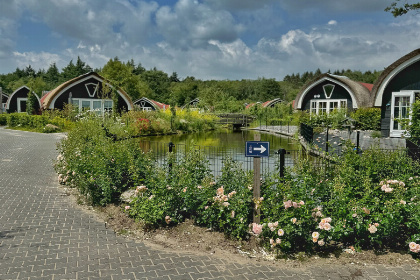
245,141,270,157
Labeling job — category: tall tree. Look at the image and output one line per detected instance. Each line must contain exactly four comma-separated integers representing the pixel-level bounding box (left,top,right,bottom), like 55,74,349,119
61,60,77,81
101,58,152,101
140,68,170,102
44,63,60,86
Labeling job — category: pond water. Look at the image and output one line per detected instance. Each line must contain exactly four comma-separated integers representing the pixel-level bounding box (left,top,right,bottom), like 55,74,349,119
141,129,300,152
138,129,303,178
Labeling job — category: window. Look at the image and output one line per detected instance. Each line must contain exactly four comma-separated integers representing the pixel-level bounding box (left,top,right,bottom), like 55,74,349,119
72,99,113,115
323,84,335,98
329,101,339,113
104,100,113,112
319,102,327,115
309,99,347,115
310,101,317,115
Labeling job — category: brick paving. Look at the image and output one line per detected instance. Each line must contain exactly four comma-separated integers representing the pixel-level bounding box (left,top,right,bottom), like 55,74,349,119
0,127,420,280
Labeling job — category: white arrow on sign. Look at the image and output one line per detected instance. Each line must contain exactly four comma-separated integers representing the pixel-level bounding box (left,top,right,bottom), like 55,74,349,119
253,145,266,154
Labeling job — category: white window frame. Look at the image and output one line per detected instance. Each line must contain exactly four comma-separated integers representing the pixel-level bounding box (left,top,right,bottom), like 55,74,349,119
390,91,415,138
17,98,27,113
72,98,113,115
309,99,347,115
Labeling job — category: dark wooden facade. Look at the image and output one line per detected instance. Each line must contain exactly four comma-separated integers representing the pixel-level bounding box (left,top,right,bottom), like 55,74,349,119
41,72,133,113
294,74,372,115
372,49,420,138
300,80,354,111
6,86,41,113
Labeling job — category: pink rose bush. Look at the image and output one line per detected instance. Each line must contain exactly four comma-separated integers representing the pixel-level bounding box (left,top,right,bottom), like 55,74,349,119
57,125,420,256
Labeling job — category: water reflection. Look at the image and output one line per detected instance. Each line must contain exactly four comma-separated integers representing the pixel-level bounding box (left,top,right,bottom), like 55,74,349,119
140,130,300,153
138,129,303,178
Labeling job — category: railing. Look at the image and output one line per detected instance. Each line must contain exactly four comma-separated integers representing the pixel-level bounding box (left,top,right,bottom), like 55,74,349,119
300,123,314,144
216,113,256,127
136,139,419,182
407,139,420,161
138,140,309,179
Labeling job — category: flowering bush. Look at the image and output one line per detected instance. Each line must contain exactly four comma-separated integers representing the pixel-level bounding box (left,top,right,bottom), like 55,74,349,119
57,120,420,257
256,147,420,255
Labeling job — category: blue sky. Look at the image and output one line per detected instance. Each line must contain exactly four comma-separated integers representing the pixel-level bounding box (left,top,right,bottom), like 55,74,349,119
1,0,419,80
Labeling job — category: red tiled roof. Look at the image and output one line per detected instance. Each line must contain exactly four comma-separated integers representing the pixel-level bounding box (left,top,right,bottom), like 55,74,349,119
151,99,170,110
245,103,255,109
262,101,271,107
40,91,51,105
359,82,373,91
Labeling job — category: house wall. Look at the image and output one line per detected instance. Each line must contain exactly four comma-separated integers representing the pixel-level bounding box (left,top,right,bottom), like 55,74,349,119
8,87,41,113
52,77,130,111
379,61,420,137
133,100,157,111
301,81,353,111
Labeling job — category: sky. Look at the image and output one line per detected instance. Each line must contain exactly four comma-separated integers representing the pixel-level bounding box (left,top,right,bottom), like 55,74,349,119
1,0,420,80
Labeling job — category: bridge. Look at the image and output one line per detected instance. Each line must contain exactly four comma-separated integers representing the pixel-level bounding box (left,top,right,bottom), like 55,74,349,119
216,113,256,129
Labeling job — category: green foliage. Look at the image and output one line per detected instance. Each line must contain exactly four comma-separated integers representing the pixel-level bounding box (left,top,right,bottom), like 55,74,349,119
55,116,151,205
6,112,74,132
248,102,301,127
57,120,420,256
385,1,420,17
408,98,420,144
350,108,381,130
259,146,420,254
0,114,7,125
305,109,347,129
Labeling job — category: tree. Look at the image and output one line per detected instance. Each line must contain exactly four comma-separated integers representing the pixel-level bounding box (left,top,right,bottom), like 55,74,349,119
140,68,170,102
74,56,92,76
385,1,420,17
44,63,60,86
101,58,152,101
61,60,77,81
26,78,44,115
24,65,36,78
169,72,180,83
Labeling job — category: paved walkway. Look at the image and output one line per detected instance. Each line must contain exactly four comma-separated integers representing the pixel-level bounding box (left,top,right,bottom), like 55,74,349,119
1,127,420,280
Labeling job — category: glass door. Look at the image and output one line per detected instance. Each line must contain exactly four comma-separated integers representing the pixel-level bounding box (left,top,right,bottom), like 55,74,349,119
390,92,414,137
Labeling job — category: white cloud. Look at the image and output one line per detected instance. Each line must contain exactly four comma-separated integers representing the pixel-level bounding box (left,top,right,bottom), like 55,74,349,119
155,0,241,48
13,51,62,70
0,0,420,82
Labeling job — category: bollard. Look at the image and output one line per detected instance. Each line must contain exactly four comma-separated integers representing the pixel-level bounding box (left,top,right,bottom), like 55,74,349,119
356,130,360,153
168,142,175,173
278,149,286,179
326,126,329,153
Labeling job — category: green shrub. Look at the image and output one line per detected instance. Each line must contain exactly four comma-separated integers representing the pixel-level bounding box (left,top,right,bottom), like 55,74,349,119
0,114,7,125
350,108,381,131
55,117,149,205
56,117,420,256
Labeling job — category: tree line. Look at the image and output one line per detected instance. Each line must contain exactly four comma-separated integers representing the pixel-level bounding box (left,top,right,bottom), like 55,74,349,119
0,56,382,112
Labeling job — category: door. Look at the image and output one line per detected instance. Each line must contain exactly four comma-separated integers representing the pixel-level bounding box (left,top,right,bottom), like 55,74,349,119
390,92,414,137
17,98,27,113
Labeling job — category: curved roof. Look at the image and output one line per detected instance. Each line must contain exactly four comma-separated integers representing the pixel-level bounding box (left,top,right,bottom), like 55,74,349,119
294,73,373,109
6,86,41,110
181,98,200,109
134,97,170,110
372,48,420,107
41,72,133,110
262,98,283,108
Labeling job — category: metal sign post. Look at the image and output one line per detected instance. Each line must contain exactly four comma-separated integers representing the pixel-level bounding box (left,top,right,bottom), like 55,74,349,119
246,135,270,224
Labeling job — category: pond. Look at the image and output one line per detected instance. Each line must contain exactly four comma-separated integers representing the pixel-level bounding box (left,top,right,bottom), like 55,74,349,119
138,129,303,178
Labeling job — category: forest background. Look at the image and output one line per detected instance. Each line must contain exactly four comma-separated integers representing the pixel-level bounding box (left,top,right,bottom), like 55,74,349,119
0,56,382,113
